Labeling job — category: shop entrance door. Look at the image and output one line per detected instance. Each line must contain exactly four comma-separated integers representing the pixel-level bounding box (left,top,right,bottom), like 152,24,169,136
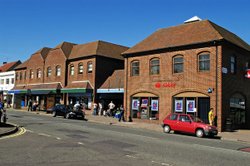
198,98,210,124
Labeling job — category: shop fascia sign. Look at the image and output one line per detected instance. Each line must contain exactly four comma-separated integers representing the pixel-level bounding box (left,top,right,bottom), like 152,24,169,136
155,82,176,88
245,69,250,78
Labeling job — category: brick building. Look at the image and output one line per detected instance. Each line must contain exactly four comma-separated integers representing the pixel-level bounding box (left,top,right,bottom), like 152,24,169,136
12,40,128,110
122,18,250,131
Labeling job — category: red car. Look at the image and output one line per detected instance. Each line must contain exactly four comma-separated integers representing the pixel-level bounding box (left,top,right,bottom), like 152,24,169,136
162,113,218,138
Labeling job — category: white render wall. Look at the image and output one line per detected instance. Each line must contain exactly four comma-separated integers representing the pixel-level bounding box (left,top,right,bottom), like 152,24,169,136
0,70,15,91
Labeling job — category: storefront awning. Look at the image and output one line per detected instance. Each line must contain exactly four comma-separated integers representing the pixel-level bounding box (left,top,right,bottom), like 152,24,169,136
31,90,53,95
61,88,89,93
8,90,27,94
97,88,124,93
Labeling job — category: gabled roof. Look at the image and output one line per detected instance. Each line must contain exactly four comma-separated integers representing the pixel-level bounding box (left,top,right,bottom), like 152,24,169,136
123,20,250,55
99,69,124,89
53,41,76,58
32,47,51,60
69,40,129,60
14,60,29,70
0,61,21,72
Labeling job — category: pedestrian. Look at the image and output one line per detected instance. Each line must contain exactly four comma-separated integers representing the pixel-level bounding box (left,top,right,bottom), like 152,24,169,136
27,99,32,111
118,105,125,122
0,99,3,123
208,108,215,126
108,101,115,116
98,102,103,116
7,99,11,108
92,102,98,115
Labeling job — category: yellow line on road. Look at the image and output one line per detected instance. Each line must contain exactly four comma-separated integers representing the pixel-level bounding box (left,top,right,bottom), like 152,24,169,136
0,127,26,140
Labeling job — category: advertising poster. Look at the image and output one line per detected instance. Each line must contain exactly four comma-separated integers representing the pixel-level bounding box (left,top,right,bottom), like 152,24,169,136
186,100,195,113
141,98,148,107
175,100,183,112
151,99,159,111
132,99,139,110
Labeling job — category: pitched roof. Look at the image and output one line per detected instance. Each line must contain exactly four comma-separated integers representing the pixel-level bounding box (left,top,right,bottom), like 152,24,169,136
123,20,250,55
32,47,51,60
69,40,129,60
53,41,76,58
14,60,29,70
0,61,21,72
99,69,124,89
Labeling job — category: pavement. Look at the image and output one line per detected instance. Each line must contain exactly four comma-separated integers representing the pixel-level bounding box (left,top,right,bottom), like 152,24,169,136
1,108,250,144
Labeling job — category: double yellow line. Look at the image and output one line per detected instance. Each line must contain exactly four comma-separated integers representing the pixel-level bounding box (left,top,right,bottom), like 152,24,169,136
0,125,26,140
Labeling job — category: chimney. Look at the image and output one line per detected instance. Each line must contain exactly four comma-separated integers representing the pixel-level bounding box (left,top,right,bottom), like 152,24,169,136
3,62,7,65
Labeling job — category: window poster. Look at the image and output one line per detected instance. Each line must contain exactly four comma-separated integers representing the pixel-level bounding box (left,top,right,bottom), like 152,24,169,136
186,100,196,113
151,99,159,111
141,98,148,107
132,99,139,110
175,99,183,112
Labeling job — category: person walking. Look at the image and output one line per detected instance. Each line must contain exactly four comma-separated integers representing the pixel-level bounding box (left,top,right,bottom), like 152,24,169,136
27,99,32,111
0,99,3,123
98,102,103,116
92,102,98,115
118,105,125,122
208,108,215,126
108,101,115,116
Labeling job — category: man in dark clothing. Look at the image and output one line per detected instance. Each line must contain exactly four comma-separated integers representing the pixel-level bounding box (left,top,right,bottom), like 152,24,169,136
118,105,125,122
28,99,32,111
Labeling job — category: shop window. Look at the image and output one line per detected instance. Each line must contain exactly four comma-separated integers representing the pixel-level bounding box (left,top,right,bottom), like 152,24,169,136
47,67,52,77
198,53,210,71
87,62,93,73
56,65,61,76
230,55,236,74
173,56,183,73
131,61,140,76
78,63,83,74
150,58,160,75
70,65,74,76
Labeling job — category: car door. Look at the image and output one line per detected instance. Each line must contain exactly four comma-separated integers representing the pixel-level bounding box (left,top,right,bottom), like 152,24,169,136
177,115,194,133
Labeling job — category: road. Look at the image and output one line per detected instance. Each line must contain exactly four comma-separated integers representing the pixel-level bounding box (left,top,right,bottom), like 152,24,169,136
0,110,249,166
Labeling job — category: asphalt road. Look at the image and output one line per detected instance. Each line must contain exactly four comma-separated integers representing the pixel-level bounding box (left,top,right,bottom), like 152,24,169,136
0,110,249,166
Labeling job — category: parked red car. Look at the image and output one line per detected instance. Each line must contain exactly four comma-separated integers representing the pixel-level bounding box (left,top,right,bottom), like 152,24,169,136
162,113,218,138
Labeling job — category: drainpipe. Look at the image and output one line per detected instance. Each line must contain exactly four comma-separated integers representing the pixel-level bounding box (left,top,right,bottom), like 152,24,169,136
125,57,128,121
215,41,218,127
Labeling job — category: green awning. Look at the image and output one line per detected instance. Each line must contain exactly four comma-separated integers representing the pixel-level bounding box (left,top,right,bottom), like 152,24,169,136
61,89,86,93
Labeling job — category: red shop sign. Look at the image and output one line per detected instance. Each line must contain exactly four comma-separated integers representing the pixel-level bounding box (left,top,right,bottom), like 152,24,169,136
155,82,176,88
245,69,250,79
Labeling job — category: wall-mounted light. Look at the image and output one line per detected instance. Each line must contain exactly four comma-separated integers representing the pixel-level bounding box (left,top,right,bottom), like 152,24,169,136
207,88,213,93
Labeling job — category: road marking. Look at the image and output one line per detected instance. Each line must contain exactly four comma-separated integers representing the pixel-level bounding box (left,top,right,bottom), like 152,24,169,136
152,161,172,166
125,155,137,159
0,127,26,140
26,129,34,133
56,137,61,140
78,142,84,145
38,133,51,137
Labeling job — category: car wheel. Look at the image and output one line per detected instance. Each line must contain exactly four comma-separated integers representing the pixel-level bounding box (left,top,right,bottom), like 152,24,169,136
65,113,70,119
52,111,56,117
163,125,171,133
196,129,204,138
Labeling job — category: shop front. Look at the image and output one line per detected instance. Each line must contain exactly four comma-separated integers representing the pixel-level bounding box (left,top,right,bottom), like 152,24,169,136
131,92,159,120
173,92,210,124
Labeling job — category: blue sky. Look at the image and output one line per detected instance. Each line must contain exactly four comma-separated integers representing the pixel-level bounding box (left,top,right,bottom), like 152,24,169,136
0,0,250,64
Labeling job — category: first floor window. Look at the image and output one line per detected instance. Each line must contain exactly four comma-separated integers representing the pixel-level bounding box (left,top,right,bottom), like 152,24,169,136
70,65,74,76
56,66,61,76
150,58,160,75
78,63,83,74
199,54,210,71
173,56,183,73
87,62,93,73
131,61,139,76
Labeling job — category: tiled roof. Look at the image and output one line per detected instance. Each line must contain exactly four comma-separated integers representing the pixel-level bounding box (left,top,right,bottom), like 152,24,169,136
13,83,62,90
0,61,21,72
53,41,76,58
14,60,29,70
123,20,250,55
32,47,51,60
99,69,124,89
69,40,129,60
64,82,93,89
